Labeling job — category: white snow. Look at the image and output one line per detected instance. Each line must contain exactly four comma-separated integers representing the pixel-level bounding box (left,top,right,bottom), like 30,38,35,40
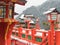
29,30,32,35
43,11,52,14
11,35,28,44
19,14,25,19
49,8,56,11
35,29,48,36
35,32,42,36
29,20,34,23
55,30,60,31
12,30,19,32
36,29,48,32
43,8,56,14
28,42,38,45
11,35,38,45
22,30,26,33
25,15,34,17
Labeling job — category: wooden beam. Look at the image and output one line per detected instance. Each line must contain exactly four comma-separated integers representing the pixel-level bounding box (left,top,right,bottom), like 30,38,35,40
12,3,15,18
5,3,9,18
15,0,27,5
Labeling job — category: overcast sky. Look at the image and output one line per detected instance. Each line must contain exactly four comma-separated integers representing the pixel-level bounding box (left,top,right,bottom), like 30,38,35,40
15,0,47,14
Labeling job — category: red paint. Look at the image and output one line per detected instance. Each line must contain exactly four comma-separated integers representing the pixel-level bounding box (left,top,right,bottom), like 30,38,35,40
55,31,60,45
0,0,26,45
11,40,28,45
48,31,51,45
0,22,8,45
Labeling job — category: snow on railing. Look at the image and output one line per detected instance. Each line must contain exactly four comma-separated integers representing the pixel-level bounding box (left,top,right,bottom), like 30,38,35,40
11,35,28,44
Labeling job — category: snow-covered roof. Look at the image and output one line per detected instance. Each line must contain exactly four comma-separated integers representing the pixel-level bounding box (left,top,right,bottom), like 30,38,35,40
50,8,56,11
29,20,34,23
19,14,34,19
19,14,26,19
43,8,56,14
25,15,34,17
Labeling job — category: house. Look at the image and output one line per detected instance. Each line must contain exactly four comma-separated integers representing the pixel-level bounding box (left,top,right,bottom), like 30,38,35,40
16,14,36,29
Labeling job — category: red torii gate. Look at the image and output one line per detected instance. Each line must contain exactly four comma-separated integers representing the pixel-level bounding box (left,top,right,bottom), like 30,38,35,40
0,0,27,45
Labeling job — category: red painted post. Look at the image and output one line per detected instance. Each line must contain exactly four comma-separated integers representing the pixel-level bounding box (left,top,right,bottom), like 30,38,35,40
18,27,22,38
36,18,40,29
50,21,55,45
48,31,51,45
55,31,60,45
31,29,36,43
40,36,48,45
27,21,30,29
42,32,46,45
24,20,30,29
26,30,28,41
